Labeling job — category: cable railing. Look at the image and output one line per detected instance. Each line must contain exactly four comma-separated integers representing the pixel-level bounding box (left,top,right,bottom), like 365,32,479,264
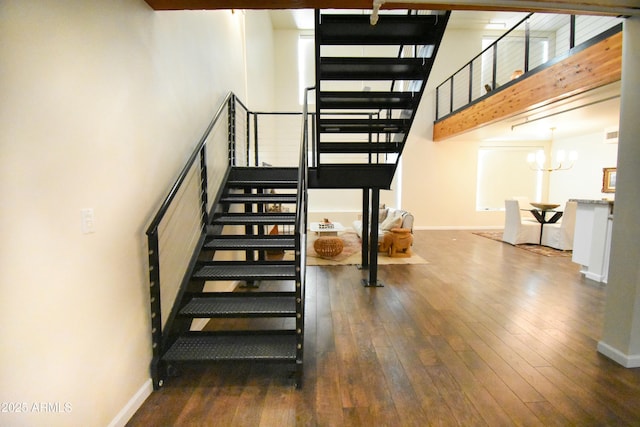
145,93,310,369
435,13,624,121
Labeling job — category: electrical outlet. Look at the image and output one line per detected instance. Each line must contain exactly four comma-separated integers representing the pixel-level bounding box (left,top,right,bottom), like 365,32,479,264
81,208,95,234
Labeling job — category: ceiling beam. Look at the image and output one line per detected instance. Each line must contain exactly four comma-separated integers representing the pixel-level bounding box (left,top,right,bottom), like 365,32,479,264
143,0,638,16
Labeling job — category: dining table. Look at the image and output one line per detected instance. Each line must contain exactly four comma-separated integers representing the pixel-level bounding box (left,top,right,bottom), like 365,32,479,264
524,202,563,244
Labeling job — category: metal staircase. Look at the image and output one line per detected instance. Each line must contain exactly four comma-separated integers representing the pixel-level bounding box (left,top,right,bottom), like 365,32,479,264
159,167,303,384
147,92,310,390
310,9,450,189
310,9,449,286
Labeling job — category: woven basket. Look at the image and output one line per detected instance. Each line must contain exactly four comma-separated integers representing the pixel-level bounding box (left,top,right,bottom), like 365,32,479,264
313,236,344,257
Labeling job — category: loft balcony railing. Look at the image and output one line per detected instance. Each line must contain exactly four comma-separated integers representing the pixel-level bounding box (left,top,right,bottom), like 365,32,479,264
435,13,624,121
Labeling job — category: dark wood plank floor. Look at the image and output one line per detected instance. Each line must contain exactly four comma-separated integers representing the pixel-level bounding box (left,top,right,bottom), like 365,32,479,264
128,230,640,426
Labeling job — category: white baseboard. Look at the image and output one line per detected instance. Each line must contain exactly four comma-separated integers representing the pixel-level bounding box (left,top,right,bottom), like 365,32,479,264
414,225,503,231
108,378,153,427
597,341,640,368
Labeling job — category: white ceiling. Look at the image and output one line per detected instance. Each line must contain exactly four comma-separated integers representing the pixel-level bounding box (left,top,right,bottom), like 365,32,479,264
268,9,621,142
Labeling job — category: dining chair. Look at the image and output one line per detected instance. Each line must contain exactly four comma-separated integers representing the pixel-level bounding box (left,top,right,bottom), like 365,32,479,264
502,199,541,245
541,201,577,250
512,196,538,222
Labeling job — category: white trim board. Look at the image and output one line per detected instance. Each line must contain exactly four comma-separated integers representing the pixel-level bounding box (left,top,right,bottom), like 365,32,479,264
597,341,640,368
414,225,503,231
108,379,153,427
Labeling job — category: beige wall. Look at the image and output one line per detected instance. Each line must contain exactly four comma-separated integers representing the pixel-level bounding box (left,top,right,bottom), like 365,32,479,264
402,29,507,229
548,128,619,203
0,2,272,425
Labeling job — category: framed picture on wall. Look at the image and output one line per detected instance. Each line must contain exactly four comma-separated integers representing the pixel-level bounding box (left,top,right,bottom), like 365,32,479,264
602,167,617,193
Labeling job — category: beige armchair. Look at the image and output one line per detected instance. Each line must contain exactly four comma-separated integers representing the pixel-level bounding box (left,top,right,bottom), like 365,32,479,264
502,199,541,245
541,201,577,250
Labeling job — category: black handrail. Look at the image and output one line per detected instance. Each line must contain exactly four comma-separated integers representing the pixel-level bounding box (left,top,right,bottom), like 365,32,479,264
145,92,233,236
436,13,533,93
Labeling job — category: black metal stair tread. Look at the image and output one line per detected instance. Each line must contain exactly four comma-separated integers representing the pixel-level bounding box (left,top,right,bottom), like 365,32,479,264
318,91,419,110
319,142,403,153
308,164,396,189
228,167,298,181
319,57,430,80
163,333,297,362
212,213,296,225
226,180,297,189
193,262,296,280
205,235,296,250
180,295,296,317
318,13,446,46
319,118,409,134
220,193,297,204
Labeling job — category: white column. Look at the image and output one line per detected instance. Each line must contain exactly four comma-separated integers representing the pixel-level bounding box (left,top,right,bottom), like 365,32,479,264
597,17,640,368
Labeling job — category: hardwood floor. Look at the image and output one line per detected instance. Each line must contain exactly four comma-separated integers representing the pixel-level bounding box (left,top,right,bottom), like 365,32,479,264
128,230,640,426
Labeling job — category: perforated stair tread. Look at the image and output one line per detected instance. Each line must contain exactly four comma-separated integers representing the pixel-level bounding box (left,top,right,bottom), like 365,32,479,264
319,141,403,153
193,262,296,281
180,295,297,318
205,235,296,250
212,213,296,225
226,180,298,189
163,333,297,362
318,118,410,134
220,193,297,204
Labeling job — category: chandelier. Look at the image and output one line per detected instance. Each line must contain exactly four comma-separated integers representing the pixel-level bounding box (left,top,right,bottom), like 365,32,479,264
527,128,577,172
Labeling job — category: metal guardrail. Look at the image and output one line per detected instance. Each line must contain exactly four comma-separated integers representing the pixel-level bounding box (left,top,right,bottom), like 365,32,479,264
435,13,624,121
144,93,308,374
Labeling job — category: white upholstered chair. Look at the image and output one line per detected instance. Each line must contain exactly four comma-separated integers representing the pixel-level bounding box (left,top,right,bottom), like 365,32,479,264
502,199,541,245
512,196,538,222
541,201,577,250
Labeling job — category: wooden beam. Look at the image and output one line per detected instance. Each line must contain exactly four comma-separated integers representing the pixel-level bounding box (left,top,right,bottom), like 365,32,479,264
143,0,638,16
143,0,438,10
432,31,622,142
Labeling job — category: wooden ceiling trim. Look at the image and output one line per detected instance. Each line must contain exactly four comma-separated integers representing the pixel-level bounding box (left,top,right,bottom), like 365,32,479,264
143,0,637,16
432,31,622,142
143,0,431,10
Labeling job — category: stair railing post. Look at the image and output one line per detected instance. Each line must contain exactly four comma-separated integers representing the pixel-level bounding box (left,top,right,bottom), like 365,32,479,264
228,94,236,166
435,84,441,118
449,75,454,115
311,112,317,168
468,61,474,104
253,113,259,167
199,146,209,226
147,229,165,389
491,44,498,92
524,19,531,73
